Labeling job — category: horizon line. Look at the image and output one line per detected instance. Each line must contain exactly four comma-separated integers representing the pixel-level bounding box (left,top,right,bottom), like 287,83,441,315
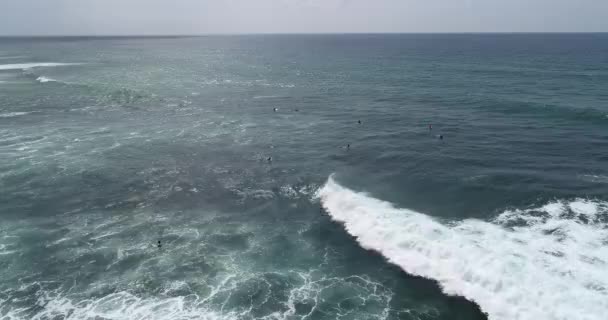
1,31,607,38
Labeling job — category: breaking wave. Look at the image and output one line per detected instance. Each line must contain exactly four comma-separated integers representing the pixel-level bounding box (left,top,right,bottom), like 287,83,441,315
318,176,608,320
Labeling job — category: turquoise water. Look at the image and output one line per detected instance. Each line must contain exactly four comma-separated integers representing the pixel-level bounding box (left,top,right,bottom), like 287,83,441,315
0,34,607,320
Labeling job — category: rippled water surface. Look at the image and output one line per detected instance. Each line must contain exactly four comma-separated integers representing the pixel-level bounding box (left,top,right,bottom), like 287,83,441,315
1,34,607,320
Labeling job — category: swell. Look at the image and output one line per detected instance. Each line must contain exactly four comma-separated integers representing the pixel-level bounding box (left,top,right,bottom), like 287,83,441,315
479,97,608,124
412,94,608,124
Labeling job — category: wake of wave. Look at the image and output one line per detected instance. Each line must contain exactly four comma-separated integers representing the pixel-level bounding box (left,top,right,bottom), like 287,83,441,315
318,176,608,320
3,291,232,320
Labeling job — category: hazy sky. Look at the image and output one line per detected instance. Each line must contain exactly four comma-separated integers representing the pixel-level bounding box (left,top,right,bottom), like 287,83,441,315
1,0,607,35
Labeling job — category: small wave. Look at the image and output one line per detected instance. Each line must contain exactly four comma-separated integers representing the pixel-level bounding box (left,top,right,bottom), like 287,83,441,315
0,112,30,118
276,83,296,88
253,95,283,99
462,174,489,182
200,79,296,88
36,76,58,83
318,176,608,320
258,81,296,88
0,62,80,71
481,98,608,123
580,174,608,184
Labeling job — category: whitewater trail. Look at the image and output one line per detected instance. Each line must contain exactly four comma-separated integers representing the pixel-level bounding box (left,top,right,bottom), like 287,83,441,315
317,176,608,320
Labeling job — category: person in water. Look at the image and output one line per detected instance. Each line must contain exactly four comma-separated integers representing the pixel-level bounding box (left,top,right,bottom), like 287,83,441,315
267,156,272,162
157,240,162,249
358,120,361,124
439,135,443,140
346,144,350,150
429,124,432,130
273,107,277,112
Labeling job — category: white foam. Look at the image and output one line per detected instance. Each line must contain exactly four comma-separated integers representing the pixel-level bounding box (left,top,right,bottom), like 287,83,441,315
0,62,79,71
569,200,600,216
25,291,235,320
0,243,17,256
279,184,320,200
10,271,394,320
36,76,57,83
0,112,30,118
318,176,608,320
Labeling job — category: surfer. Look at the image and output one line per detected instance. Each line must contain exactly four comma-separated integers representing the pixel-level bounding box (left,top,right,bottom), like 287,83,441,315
347,144,350,150
429,124,432,130
273,107,277,112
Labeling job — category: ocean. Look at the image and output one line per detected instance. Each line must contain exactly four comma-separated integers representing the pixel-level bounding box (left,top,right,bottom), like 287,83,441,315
0,34,607,320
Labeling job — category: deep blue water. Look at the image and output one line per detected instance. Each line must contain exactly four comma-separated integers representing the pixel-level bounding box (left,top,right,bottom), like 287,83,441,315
0,34,607,320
